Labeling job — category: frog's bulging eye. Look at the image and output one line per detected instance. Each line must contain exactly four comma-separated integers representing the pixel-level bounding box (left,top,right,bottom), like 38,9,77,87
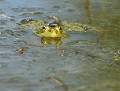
27,18,32,22
42,26,46,29
59,27,62,30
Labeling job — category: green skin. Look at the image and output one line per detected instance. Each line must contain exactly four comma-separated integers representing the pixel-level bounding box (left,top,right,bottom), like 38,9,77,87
17,16,104,38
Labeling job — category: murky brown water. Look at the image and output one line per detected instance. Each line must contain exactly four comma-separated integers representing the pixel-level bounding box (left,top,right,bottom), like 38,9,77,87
0,0,120,91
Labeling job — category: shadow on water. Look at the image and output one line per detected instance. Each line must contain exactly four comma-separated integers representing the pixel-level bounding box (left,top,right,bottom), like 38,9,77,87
0,0,120,91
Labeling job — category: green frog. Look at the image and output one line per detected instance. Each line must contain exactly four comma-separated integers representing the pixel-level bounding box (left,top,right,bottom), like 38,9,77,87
17,16,104,38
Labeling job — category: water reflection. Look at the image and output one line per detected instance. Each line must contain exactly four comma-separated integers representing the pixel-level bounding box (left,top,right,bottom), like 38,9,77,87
85,0,92,24
0,0,120,91
41,37,62,46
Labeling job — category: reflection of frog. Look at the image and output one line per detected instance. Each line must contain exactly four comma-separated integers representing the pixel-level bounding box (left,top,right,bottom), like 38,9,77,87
41,37,62,46
17,16,102,38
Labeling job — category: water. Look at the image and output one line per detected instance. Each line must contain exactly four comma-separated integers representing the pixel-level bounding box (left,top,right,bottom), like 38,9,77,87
0,0,120,91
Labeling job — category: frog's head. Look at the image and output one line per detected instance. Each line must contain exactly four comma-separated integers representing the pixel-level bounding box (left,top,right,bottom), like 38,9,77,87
34,25,67,38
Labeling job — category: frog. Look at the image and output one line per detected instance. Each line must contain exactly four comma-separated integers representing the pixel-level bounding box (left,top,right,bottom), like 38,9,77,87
17,16,104,38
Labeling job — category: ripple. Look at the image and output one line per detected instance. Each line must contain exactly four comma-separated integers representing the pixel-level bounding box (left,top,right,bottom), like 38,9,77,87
52,5,61,9
12,7,44,12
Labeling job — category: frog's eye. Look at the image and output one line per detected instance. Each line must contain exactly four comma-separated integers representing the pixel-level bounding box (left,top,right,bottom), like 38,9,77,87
27,18,32,22
42,26,46,29
59,27,62,30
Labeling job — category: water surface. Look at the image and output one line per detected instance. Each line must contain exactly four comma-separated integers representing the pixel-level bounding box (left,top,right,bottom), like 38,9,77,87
0,0,120,91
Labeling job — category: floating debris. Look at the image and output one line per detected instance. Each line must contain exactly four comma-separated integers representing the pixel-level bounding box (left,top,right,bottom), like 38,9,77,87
16,47,24,54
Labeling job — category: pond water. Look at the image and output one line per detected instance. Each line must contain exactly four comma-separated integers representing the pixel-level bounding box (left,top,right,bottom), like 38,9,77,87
0,0,120,91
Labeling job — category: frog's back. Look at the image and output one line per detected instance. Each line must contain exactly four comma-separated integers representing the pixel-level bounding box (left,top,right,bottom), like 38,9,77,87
17,18,46,29
17,17,108,38
61,21,101,32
